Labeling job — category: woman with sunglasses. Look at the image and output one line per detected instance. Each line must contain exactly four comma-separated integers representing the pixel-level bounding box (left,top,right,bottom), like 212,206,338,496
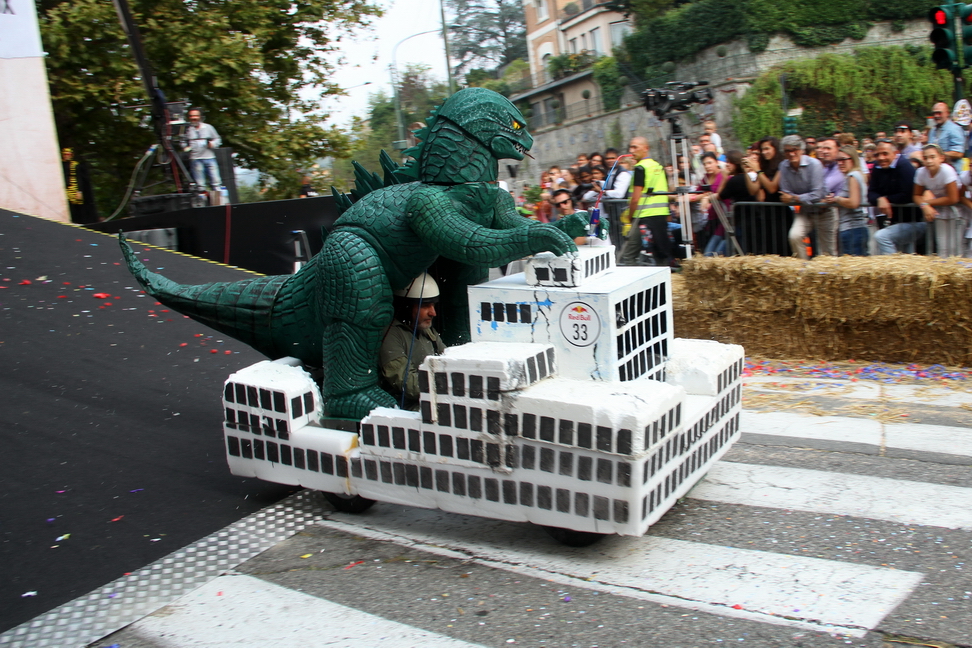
823,145,869,255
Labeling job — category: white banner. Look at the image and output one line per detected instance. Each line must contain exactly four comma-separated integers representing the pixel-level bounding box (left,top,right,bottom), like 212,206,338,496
0,0,44,59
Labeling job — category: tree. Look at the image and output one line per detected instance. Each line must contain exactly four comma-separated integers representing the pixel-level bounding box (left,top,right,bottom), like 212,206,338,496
39,0,381,212
331,65,450,191
444,0,526,78
466,59,530,96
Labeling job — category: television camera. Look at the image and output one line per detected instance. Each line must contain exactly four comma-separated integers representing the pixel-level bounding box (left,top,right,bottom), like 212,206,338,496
642,81,713,118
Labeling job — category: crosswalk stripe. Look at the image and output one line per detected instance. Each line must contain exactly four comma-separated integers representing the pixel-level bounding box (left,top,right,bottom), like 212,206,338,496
117,573,489,648
740,410,883,454
740,410,972,462
321,503,922,636
885,421,972,461
691,461,972,530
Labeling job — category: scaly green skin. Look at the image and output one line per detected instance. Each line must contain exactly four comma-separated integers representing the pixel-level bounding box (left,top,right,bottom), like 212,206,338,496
121,88,588,420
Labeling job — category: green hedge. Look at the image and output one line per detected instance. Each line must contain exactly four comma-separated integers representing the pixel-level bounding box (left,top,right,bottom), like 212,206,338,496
623,0,749,73
622,0,938,74
592,57,626,111
732,46,952,145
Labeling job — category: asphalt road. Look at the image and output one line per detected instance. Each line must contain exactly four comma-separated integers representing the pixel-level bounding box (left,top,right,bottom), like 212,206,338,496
0,210,294,634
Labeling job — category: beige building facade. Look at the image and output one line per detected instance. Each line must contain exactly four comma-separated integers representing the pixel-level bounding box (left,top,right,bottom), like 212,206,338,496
514,1,632,131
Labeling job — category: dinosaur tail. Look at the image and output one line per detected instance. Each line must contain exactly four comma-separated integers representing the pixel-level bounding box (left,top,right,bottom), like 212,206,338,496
119,234,293,358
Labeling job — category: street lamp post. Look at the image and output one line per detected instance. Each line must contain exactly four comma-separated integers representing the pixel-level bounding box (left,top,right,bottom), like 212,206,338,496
440,0,456,95
391,29,442,150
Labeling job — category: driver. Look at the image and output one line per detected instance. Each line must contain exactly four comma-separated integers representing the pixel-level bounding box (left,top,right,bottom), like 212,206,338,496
379,273,446,410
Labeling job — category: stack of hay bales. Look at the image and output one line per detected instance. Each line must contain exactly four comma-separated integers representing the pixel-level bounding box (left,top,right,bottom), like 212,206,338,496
672,255,972,365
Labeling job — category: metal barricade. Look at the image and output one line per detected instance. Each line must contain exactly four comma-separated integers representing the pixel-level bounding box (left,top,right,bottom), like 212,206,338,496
883,204,970,257
730,202,794,256
601,198,627,250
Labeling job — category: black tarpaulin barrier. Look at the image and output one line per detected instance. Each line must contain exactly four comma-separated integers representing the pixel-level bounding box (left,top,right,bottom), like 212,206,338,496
84,195,341,276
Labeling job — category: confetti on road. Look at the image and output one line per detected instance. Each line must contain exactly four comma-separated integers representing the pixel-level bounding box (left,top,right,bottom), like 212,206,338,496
744,358,971,383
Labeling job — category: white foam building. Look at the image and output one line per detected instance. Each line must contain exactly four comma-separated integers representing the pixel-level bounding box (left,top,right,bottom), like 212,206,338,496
221,246,744,537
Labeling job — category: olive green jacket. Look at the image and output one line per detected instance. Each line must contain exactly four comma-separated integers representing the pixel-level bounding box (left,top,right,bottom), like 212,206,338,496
379,320,445,410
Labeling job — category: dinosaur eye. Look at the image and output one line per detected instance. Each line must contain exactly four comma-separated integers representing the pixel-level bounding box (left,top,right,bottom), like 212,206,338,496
512,120,522,130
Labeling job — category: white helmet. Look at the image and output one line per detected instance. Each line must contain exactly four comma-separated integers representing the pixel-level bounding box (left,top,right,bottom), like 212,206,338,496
394,272,440,301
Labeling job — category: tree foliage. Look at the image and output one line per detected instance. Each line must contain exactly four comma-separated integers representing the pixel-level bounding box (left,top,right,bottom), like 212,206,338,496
592,57,625,111
445,0,526,77
621,0,938,77
331,65,450,192
733,46,952,145
39,0,381,211
466,59,530,96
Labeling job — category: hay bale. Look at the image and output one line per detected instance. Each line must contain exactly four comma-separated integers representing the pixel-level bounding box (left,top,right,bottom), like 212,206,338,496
672,255,972,366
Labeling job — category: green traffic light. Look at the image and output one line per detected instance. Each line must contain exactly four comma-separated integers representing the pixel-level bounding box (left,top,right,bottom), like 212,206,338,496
960,2,972,67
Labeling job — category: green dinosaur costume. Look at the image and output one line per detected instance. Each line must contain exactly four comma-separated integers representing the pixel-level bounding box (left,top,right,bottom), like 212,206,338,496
121,88,587,419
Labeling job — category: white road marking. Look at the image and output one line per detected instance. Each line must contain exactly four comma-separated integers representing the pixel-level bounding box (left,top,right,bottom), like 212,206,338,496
884,422,972,460
117,574,489,648
740,410,972,461
691,461,972,529
320,502,922,636
882,384,972,409
740,410,883,452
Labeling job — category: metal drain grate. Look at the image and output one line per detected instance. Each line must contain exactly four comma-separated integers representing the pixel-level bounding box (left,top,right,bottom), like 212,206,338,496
0,491,325,648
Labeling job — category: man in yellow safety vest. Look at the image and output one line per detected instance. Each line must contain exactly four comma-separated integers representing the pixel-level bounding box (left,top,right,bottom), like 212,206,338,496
620,137,671,266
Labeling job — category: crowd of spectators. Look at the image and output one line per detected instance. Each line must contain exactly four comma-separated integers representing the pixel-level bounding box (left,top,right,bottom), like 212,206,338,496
513,106,972,263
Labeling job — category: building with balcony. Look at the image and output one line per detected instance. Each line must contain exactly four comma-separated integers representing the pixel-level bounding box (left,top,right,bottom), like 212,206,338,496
512,0,632,131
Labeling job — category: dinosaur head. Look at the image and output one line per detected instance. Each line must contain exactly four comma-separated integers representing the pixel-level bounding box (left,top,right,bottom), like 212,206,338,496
434,88,533,161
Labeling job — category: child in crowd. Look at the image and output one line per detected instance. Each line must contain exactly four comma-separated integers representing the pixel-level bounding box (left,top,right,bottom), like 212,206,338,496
915,144,961,257
704,120,723,154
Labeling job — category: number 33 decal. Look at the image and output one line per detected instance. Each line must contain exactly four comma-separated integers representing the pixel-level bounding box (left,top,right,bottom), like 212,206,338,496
571,323,588,341
559,302,600,348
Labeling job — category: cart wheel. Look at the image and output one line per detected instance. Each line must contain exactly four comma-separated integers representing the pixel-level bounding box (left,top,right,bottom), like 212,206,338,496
322,492,376,514
542,526,606,547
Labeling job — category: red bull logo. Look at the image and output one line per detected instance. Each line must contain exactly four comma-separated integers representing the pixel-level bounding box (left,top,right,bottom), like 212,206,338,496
567,307,591,321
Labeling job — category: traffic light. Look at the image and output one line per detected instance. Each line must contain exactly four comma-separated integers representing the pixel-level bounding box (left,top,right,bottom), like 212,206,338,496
930,5,958,70
960,4,972,66
783,116,798,136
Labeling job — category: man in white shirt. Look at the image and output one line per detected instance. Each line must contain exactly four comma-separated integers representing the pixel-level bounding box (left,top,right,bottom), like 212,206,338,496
184,108,222,191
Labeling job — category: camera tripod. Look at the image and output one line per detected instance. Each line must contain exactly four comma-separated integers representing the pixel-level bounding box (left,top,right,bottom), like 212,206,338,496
650,112,743,259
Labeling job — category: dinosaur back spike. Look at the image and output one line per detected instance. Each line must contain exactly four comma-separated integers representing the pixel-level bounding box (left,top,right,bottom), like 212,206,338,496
350,161,384,201
331,186,354,216
378,150,404,186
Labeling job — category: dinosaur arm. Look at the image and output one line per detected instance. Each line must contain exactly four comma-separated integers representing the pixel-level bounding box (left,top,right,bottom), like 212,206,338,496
490,189,534,229
491,190,590,239
409,189,576,266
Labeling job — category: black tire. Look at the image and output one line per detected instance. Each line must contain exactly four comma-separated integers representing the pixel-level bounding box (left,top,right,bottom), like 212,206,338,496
322,492,377,514
542,526,607,547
